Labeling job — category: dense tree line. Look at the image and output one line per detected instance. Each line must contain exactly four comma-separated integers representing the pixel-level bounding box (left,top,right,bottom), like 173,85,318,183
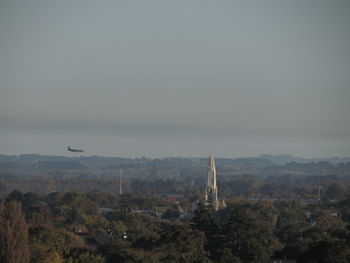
1,190,350,262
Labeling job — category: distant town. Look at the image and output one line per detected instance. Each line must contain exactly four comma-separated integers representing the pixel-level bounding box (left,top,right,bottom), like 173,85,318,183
1,153,350,262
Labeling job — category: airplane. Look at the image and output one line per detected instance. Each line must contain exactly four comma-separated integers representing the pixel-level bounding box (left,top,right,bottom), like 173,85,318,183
67,146,84,153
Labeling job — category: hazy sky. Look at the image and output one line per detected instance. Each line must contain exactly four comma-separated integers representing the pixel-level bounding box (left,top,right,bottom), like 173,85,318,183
1,0,350,158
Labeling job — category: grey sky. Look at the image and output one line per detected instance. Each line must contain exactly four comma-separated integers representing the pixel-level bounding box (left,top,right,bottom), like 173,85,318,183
1,0,350,158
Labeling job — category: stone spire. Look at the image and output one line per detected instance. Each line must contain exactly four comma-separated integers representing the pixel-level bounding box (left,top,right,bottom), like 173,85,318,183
205,153,219,211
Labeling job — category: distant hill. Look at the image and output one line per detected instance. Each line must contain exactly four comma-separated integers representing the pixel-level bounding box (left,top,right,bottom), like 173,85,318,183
258,154,350,165
203,157,274,168
33,161,87,170
0,154,350,178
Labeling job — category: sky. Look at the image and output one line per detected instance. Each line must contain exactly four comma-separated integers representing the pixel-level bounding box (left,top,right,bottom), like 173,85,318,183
1,0,350,158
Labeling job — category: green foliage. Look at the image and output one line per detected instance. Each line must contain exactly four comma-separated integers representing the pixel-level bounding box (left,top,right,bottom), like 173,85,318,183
191,203,219,237
25,202,52,225
102,239,142,263
222,206,270,263
2,190,350,263
158,224,210,263
6,189,24,204
216,248,242,263
0,201,30,263
64,249,105,263
275,201,309,244
23,192,40,207
106,221,127,241
161,208,180,219
325,183,347,201
299,238,350,263
29,225,82,263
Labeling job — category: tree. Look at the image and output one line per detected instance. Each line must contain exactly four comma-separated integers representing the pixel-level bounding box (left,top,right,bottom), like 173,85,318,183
299,239,350,263
161,208,180,220
0,201,30,263
6,189,24,204
102,239,140,263
223,206,270,263
315,210,346,231
29,225,82,263
191,203,219,238
158,224,210,263
23,192,40,208
106,221,127,241
216,248,242,263
64,249,105,263
325,183,347,201
191,203,227,260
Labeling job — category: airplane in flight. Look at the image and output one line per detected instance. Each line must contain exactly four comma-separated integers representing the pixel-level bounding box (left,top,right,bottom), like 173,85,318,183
67,146,84,153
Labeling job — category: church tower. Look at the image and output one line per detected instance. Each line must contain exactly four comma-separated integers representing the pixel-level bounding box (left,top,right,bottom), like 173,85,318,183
205,153,219,211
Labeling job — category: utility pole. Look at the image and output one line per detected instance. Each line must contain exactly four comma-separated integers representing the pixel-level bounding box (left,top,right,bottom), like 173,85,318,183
317,185,321,202
119,169,122,195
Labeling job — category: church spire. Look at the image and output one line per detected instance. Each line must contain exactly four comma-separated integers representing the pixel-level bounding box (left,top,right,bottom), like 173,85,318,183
205,153,219,211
